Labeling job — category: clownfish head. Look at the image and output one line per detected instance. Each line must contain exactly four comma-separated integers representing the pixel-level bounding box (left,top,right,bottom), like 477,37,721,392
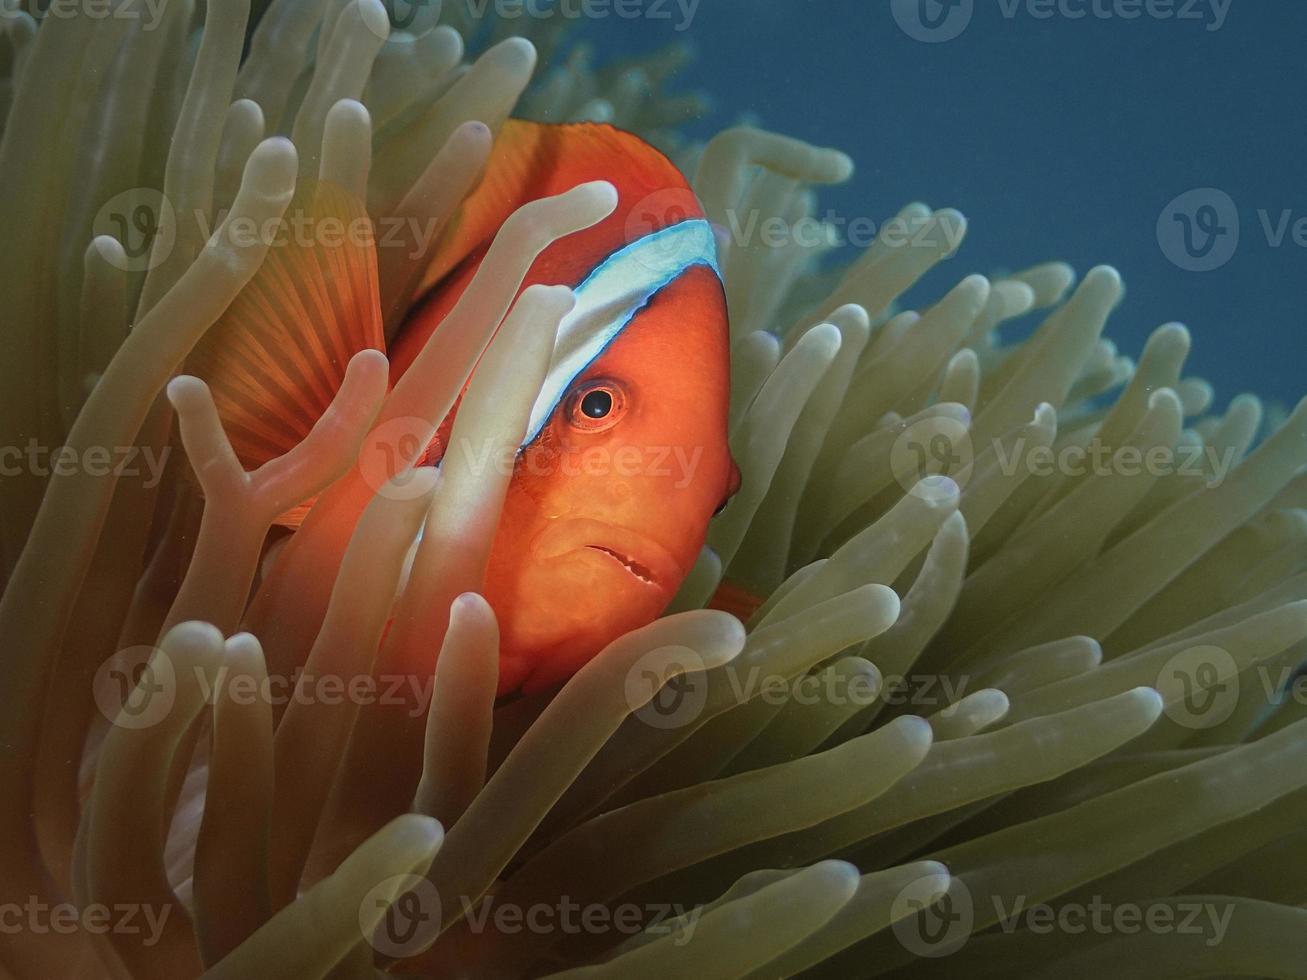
484,219,739,693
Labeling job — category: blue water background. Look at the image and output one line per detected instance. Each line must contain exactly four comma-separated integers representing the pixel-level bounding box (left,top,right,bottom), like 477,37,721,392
580,0,1305,412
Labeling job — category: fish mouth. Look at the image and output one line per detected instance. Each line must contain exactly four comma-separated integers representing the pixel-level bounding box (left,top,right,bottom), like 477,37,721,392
584,546,660,586
535,519,681,590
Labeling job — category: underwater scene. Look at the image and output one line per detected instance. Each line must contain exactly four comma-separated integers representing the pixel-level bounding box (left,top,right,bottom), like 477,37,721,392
1,0,1305,976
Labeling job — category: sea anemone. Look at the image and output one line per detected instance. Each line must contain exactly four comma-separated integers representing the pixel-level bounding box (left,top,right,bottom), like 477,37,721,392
2,1,1307,978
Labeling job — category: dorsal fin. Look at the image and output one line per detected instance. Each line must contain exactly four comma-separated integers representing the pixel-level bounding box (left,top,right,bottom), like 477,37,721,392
393,119,708,379
187,181,385,473
416,119,701,292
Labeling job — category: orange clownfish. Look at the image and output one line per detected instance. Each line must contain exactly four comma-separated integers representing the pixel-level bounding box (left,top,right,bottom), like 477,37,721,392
191,120,741,693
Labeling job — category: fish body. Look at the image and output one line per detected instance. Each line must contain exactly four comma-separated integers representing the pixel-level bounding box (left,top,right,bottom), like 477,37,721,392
192,120,738,692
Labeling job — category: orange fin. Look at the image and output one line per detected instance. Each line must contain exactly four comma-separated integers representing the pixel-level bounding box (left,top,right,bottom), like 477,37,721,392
187,181,385,486
393,120,705,382
415,119,701,295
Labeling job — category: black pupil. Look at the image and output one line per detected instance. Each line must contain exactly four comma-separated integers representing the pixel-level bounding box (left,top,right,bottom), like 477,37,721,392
581,389,613,419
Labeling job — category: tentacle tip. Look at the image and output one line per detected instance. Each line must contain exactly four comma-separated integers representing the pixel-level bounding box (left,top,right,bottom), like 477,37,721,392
356,0,392,40
1128,686,1165,719
390,812,446,852
495,35,538,69
246,136,300,195
347,346,391,375
892,713,935,751
451,591,492,617
810,858,861,894
326,97,372,125
165,374,210,409
161,620,227,668
89,234,126,264
1033,402,1058,427
1147,387,1184,414
457,119,494,145
575,179,619,215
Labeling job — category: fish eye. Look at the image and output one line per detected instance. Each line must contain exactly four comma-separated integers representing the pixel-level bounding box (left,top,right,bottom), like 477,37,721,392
567,380,628,433
581,389,613,419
